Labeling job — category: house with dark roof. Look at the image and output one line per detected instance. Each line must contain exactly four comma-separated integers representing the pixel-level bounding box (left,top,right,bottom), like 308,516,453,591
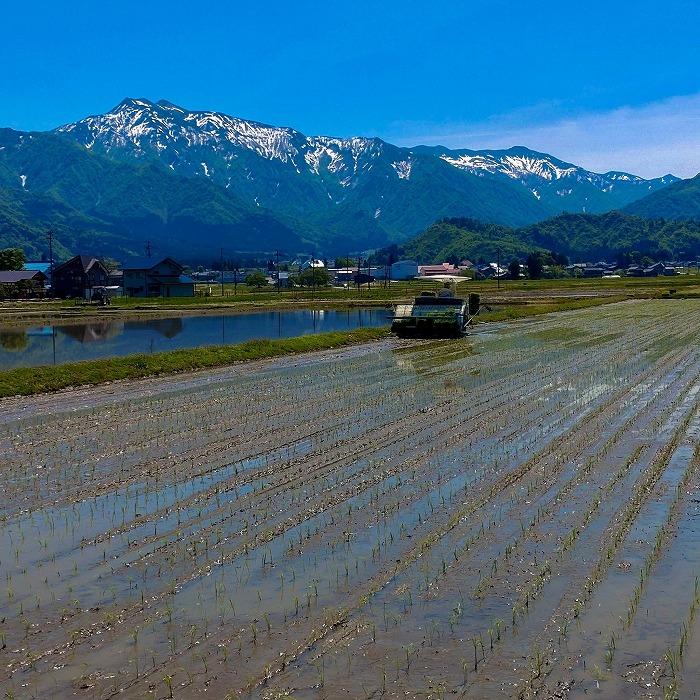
582,266,605,278
122,257,195,297
644,262,677,277
0,270,48,298
52,256,109,298
23,261,53,284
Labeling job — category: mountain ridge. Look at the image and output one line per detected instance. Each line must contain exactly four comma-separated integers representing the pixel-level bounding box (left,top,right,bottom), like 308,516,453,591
400,212,700,264
623,173,700,220
54,98,677,222
0,97,691,259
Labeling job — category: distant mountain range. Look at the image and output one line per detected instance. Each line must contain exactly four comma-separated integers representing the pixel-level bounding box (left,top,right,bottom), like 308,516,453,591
0,97,695,260
401,212,700,264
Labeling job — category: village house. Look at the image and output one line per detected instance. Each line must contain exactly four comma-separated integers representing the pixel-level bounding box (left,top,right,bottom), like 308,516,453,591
418,263,457,277
644,262,677,276
0,270,48,298
52,255,109,299
300,259,326,270
23,261,53,285
122,257,195,297
475,262,508,279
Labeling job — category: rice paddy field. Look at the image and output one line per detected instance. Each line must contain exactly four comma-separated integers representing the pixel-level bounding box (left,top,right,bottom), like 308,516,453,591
1,299,699,699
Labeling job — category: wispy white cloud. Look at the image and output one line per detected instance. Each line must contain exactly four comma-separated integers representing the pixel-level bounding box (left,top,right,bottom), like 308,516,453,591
387,93,700,179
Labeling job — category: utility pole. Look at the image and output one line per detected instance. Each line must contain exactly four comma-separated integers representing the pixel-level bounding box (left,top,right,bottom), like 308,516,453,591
145,240,152,258
276,249,280,293
497,247,501,291
47,229,54,297
310,253,315,299
220,248,224,297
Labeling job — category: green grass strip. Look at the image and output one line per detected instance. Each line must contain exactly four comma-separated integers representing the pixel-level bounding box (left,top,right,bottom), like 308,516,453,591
478,295,624,322
0,327,390,398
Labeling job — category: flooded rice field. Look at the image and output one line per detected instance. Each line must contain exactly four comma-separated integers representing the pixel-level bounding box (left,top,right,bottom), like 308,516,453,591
1,299,699,699
0,308,388,370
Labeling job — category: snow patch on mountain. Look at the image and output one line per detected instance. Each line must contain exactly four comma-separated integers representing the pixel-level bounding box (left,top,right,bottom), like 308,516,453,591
51,98,681,221
441,152,577,181
392,160,412,180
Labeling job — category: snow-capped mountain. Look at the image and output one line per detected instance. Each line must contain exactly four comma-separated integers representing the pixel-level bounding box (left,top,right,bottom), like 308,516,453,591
52,98,561,240
0,97,683,259
54,98,677,224
414,145,678,213
55,98,394,207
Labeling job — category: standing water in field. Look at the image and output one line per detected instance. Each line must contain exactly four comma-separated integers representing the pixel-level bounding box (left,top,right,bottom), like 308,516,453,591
2,300,700,699
0,307,388,369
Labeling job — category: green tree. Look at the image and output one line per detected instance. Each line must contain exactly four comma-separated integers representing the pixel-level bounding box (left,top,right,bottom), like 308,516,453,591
0,248,26,271
526,253,544,279
245,271,269,289
508,259,521,279
295,268,331,287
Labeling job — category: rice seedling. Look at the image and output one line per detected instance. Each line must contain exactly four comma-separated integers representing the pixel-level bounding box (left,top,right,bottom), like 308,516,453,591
1,300,698,698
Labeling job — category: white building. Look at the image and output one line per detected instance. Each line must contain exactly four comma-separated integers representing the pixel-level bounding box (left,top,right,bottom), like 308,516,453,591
301,259,326,270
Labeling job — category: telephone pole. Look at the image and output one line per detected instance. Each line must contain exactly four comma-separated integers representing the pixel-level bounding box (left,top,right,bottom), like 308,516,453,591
145,240,152,258
276,250,280,293
497,247,501,291
47,229,55,297
310,253,315,299
220,248,224,297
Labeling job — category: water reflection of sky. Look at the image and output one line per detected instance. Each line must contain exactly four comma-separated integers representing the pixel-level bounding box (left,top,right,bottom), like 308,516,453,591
0,308,389,369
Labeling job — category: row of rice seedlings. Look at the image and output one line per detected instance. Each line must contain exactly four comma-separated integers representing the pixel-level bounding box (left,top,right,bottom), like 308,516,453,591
2,356,412,516
512,396,700,697
255,335,676,695
174,350,612,696
663,573,700,699
2,300,696,696
623,441,700,631
388,342,680,616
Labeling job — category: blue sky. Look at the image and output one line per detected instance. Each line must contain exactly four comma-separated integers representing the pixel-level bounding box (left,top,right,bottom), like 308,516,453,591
2,0,698,177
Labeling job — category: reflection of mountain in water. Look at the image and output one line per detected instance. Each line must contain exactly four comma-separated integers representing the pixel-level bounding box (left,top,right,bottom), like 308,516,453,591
60,322,125,343
124,318,183,339
57,318,185,344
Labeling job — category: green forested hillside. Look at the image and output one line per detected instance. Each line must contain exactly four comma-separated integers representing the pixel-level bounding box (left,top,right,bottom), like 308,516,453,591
400,212,700,263
518,212,700,260
623,173,700,220
400,218,539,262
0,130,304,259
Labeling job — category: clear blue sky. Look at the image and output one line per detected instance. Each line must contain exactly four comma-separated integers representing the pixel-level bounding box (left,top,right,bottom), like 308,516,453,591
2,0,699,177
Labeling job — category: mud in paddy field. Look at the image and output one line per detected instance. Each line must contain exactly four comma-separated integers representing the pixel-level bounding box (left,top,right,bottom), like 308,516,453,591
1,299,699,700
